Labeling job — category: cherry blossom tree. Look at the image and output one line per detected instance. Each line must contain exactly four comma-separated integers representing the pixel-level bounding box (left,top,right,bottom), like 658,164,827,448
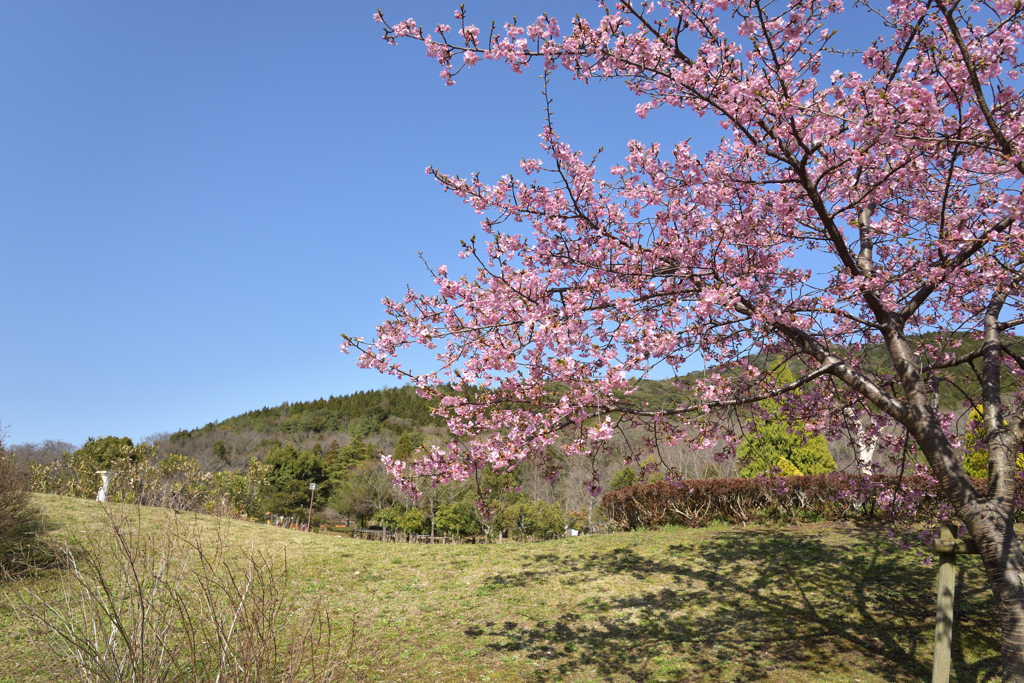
350,1,1024,675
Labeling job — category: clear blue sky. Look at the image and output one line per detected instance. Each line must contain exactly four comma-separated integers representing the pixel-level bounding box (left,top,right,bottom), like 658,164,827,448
1,2,875,446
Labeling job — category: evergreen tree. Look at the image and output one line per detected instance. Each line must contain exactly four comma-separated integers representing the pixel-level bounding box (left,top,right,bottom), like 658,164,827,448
609,467,637,490
328,439,375,480
75,436,138,471
324,440,341,465
263,444,330,514
212,440,231,466
433,502,481,537
738,365,835,477
396,508,427,534
962,406,1024,479
393,431,424,461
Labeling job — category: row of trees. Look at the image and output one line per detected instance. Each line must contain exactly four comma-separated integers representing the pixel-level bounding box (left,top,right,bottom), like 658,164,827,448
30,436,269,518
14,392,1006,545
14,430,591,541
260,437,599,540
0,422,40,571
13,359,1008,542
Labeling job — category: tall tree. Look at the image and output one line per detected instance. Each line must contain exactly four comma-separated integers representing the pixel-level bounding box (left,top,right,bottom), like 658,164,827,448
263,444,330,514
356,2,1024,676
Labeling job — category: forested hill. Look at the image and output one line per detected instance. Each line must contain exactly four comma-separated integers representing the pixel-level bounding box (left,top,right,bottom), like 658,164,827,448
169,380,705,442
13,334,1017,525
170,386,445,441
172,331,1020,443
782,331,1023,410
155,331,1020,477
156,385,454,478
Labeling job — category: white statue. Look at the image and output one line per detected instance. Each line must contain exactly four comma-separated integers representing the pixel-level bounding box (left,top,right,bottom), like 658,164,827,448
95,471,113,502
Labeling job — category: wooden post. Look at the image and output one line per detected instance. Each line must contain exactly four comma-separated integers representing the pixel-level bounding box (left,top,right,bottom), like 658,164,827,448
933,523,957,683
931,524,980,683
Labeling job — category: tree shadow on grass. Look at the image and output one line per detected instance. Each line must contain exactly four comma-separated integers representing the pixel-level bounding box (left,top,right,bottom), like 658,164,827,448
1,511,64,582
467,526,1001,682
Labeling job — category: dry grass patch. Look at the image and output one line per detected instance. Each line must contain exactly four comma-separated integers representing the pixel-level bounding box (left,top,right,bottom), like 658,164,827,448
0,495,1004,682
3,498,386,683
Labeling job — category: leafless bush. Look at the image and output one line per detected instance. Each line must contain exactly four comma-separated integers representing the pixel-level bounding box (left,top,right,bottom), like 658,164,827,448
0,449,41,570
11,507,384,682
7,439,77,473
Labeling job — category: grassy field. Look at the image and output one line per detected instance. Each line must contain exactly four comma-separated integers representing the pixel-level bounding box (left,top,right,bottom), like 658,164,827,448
0,494,1003,682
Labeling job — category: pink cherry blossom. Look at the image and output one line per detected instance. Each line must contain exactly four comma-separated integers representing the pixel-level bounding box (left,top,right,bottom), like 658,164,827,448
365,2,1024,673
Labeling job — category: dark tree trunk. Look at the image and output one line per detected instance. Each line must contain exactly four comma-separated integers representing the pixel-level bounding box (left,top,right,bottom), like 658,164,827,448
973,513,1024,681
910,364,1024,680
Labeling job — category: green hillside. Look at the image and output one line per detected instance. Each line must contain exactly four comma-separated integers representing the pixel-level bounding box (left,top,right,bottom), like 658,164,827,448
0,494,1002,683
170,385,445,442
168,331,1019,446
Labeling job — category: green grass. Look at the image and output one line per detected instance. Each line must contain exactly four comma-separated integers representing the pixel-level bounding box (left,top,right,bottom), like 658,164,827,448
1,494,1003,682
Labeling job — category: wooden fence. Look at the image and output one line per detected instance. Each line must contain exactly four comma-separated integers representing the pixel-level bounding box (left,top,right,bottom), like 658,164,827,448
352,527,471,544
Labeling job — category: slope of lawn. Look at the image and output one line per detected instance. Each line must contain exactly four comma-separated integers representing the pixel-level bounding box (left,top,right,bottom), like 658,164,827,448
0,494,1002,682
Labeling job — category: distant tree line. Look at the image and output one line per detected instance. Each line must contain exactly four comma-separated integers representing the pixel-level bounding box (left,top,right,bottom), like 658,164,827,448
14,345,1008,541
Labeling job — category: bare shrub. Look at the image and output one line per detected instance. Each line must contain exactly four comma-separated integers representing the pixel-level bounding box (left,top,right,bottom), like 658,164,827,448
0,448,41,571
7,439,77,472
600,473,986,529
11,507,383,682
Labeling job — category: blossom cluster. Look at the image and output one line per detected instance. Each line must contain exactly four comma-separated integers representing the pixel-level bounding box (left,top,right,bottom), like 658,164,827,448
358,1,1024,540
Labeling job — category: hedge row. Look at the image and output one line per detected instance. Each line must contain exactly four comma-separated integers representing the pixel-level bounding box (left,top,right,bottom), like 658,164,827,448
599,473,995,529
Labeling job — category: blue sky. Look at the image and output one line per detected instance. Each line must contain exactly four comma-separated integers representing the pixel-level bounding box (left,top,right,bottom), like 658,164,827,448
2,1,878,446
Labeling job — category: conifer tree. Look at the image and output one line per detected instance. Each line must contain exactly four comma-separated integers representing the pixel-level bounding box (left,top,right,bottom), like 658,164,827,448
324,440,341,465
963,406,1024,479
393,432,424,461
738,365,835,477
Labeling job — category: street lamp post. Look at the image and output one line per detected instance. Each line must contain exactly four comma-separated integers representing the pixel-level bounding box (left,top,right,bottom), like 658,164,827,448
307,482,317,532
